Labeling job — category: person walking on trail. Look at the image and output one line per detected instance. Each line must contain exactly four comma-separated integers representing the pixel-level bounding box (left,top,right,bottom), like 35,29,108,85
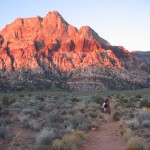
101,98,111,122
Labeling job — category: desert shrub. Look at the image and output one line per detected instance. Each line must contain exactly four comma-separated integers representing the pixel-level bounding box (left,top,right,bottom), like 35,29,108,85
52,130,85,150
0,125,15,141
19,94,25,97
2,96,9,105
123,128,132,142
137,112,150,124
143,133,150,138
22,108,40,118
85,106,99,119
36,95,44,101
35,128,56,145
9,98,16,105
113,111,122,121
125,112,150,129
114,102,120,109
47,110,63,123
38,104,45,111
119,125,126,137
42,110,63,128
72,130,85,140
0,107,9,116
53,96,59,100
71,97,81,102
129,96,139,102
21,118,38,129
140,100,150,108
70,114,86,129
135,95,142,99
52,139,63,150
84,103,101,118
74,105,86,114
11,101,23,109
89,121,99,130
77,120,91,131
22,108,33,114
142,120,150,128
127,138,145,150
117,96,130,107
125,119,140,129
28,93,32,97
119,125,132,142
3,119,12,125
89,95,104,104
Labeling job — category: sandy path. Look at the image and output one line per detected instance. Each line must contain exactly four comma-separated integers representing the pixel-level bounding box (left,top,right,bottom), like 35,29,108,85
83,102,127,150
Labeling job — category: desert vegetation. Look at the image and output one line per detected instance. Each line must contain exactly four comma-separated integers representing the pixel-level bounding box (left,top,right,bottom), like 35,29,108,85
0,88,150,149
0,90,105,149
111,88,150,150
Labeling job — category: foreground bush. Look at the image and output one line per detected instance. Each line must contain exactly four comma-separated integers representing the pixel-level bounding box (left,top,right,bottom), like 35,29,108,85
52,130,85,150
35,128,56,145
127,138,145,150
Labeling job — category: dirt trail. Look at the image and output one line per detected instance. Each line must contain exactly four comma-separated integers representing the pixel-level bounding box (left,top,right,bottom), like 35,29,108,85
84,102,127,150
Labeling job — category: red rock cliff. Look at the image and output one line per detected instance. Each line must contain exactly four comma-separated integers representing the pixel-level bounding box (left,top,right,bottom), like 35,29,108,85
0,11,135,71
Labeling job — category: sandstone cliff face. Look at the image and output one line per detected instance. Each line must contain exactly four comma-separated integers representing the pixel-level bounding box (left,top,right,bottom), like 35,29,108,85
0,11,126,71
0,11,149,91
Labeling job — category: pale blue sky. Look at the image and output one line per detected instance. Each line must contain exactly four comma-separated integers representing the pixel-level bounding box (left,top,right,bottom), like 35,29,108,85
1,0,150,51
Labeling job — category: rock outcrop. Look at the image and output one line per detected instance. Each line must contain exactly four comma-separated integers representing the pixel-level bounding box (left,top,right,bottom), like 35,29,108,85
0,11,149,91
132,51,150,72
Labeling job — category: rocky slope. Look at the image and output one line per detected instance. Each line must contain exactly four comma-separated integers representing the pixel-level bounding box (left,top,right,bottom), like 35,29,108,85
0,11,149,91
132,51,150,72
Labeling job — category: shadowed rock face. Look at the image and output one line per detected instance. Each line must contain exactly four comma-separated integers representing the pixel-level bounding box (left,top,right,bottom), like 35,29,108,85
0,11,149,91
132,51,150,72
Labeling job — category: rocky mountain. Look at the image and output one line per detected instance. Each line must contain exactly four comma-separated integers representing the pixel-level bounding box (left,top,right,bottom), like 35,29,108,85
0,11,150,91
132,51,150,72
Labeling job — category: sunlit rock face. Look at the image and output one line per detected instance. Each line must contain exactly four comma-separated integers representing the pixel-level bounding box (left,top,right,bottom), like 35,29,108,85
0,11,149,91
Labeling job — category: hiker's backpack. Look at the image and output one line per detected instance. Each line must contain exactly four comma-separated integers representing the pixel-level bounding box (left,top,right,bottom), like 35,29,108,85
104,102,108,108
101,102,108,112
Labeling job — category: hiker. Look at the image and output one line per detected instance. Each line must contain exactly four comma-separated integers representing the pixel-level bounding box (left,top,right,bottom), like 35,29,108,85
101,98,111,122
